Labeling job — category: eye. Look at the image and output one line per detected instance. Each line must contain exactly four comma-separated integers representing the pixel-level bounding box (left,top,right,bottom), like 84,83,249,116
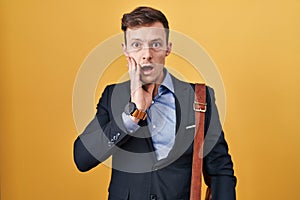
151,42,162,49
131,42,141,49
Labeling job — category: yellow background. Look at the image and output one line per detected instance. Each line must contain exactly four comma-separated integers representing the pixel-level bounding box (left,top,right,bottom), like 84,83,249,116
1,0,300,199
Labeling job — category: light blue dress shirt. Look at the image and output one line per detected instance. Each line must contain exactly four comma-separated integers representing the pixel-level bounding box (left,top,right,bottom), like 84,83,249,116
122,70,176,160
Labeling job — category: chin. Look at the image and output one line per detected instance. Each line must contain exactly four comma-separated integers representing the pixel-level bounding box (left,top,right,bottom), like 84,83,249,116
141,77,156,85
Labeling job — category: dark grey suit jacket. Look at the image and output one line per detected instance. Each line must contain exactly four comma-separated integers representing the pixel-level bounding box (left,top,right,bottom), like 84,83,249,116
74,74,236,200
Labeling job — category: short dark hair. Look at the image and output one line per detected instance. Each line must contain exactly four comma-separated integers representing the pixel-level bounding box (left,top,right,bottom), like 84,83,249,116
121,6,169,43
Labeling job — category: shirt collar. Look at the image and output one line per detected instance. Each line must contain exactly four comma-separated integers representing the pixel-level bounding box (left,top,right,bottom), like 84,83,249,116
159,69,174,94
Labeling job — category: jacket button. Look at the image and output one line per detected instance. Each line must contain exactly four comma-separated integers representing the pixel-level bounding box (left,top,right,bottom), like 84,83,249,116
150,194,157,200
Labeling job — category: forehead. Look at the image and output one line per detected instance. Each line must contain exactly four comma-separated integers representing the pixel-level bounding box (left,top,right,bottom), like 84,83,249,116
126,22,166,41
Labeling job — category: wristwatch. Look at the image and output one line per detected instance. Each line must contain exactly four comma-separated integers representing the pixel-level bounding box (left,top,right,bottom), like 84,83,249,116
124,102,147,120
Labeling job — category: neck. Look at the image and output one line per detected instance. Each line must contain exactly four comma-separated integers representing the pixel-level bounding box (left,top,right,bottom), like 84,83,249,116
142,83,160,97
152,84,159,97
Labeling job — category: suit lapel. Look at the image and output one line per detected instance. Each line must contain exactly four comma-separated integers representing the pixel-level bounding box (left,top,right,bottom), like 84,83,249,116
172,75,193,133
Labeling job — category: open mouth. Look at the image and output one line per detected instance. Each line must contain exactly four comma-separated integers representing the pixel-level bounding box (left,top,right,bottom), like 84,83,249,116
141,65,154,73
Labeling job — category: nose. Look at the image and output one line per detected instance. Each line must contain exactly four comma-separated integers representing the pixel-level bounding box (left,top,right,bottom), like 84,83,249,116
142,47,152,61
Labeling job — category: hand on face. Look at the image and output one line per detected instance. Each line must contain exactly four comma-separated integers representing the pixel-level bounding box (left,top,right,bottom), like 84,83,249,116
127,56,155,112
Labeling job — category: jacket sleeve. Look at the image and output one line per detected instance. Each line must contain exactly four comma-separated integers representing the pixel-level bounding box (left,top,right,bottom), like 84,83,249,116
73,84,131,172
203,87,237,200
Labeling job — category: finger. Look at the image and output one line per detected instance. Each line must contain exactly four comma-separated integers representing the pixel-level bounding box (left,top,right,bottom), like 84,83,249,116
127,57,134,71
129,57,140,83
129,57,141,93
136,63,140,77
126,57,130,69
130,57,137,71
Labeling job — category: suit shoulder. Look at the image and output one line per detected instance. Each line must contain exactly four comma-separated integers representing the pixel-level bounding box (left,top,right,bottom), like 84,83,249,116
101,81,130,94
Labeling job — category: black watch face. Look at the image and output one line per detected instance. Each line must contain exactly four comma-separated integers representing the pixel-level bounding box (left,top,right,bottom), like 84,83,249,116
124,102,136,115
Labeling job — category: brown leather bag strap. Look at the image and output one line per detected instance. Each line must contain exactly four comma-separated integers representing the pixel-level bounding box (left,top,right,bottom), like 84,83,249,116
190,83,207,200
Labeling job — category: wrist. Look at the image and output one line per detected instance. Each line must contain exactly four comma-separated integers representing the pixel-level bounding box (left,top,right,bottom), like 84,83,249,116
129,115,140,124
130,97,146,111
124,102,147,120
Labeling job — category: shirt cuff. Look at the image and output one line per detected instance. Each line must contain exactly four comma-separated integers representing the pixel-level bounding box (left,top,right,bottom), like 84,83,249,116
121,112,140,133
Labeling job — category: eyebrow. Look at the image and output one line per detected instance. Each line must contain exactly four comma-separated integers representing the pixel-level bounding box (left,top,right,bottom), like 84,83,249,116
150,38,164,42
129,38,143,41
129,38,164,42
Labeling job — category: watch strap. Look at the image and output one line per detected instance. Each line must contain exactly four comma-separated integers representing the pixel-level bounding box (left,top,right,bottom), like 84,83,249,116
131,109,147,120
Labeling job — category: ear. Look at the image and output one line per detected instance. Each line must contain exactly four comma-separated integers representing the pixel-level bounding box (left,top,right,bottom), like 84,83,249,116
165,42,172,56
122,42,129,57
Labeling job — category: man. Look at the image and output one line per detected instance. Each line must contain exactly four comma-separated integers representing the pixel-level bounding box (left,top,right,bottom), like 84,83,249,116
74,6,236,200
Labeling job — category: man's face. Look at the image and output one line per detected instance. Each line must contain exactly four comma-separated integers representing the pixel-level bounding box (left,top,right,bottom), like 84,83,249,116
123,22,172,84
